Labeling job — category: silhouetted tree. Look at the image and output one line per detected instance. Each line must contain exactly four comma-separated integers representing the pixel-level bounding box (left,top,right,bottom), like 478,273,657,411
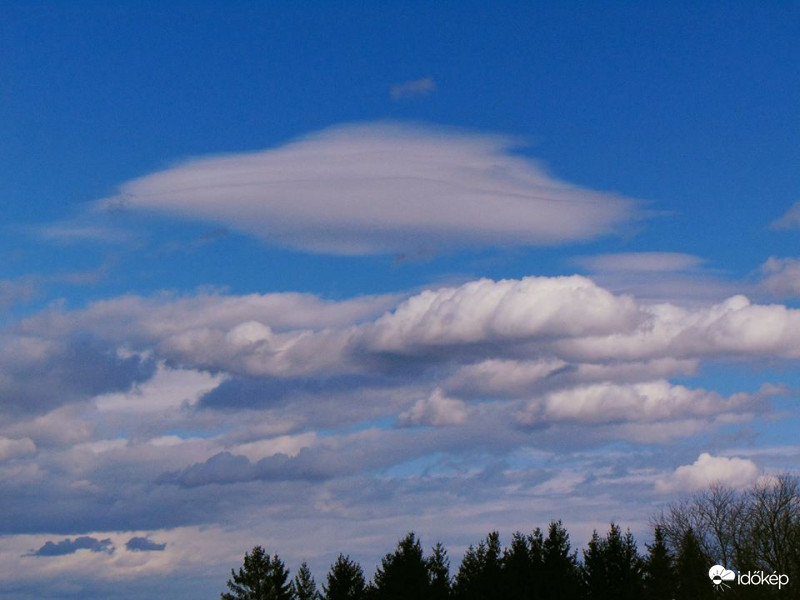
541,520,581,600
644,526,675,600
674,528,712,600
582,524,643,600
501,532,534,600
293,562,320,600
324,554,367,600
222,545,292,600
372,532,430,600
453,532,503,600
427,542,451,600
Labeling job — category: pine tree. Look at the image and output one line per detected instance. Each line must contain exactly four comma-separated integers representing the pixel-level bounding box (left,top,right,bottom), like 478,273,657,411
428,542,451,600
222,546,292,600
324,554,367,600
372,532,430,600
452,532,503,600
644,526,676,600
582,524,643,600
453,542,484,600
582,530,606,600
541,520,582,600
674,528,712,600
293,562,320,600
501,532,533,600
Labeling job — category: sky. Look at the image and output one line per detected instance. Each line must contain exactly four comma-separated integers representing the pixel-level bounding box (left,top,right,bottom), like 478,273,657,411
1,1,800,598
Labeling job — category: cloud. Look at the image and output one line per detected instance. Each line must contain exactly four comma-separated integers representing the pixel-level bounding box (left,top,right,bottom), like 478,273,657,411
390,77,436,100
519,380,765,426
398,388,468,427
0,437,36,461
573,252,705,273
125,537,167,552
771,202,800,229
361,276,642,353
655,453,761,493
37,222,132,245
757,256,800,298
0,335,156,416
94,363,225,413
28,536,114,557
0,279,39,311
97,123,639,255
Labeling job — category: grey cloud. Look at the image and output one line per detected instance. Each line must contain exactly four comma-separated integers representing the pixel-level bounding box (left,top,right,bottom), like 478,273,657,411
98,123,639,255
390,77,436,100
0,335,156,416
28,536,114,557
573,252,705,273
771,202,800,230
0,278,39,311
125,536,167,552
757,256,800,299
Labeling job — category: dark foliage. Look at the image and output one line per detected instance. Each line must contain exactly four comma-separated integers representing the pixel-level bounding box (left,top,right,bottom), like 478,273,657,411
293,561,319,600
324,554,367,600
222,545,292,600
222,476,799,600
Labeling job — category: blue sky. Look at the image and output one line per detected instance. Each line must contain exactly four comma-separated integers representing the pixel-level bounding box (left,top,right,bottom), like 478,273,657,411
1,2,800,598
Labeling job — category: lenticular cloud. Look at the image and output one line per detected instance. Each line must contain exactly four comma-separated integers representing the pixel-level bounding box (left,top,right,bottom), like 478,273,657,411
100,123,639,255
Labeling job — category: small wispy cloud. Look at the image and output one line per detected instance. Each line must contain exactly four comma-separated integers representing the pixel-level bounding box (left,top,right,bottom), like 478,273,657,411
573,252,705,273
770,202,800,230
390,77,436,100
757,256,800,298
37,222,132,245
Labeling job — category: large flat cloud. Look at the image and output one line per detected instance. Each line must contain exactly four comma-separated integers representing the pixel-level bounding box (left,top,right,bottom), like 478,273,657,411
99,123,639,255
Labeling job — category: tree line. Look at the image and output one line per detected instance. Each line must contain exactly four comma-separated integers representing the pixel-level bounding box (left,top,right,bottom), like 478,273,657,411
222,475,799,600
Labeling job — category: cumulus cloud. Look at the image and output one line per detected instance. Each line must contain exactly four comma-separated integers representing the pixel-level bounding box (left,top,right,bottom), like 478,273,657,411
97,123,639,255
362,276,642,353
655,453,761,493
28,536,114,557
125,537,166,552
390,77,436,100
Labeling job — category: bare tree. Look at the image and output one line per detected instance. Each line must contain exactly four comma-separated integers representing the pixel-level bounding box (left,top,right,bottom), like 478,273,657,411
654,473,800,582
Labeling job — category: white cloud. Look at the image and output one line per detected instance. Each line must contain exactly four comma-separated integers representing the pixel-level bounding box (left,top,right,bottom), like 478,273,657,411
399,388,468,427
229,432,318,461
94,364,225,413
99,123,639,255
655,453,761,493
363,276,642,352
390,77,436,100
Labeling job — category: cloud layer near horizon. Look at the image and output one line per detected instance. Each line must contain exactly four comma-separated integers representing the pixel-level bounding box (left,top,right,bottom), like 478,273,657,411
98,123,639,255
1,274,797,590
